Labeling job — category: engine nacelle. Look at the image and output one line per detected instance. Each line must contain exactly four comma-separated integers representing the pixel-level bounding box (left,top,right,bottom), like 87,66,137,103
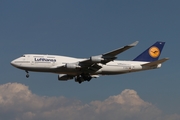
65,63,80,69
58,74,73,81
90,55,104,63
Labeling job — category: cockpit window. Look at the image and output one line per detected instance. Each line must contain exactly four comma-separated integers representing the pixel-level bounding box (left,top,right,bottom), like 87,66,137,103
22,55,25,57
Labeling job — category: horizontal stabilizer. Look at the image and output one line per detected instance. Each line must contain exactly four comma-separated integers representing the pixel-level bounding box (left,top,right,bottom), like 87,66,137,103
141,58,169,67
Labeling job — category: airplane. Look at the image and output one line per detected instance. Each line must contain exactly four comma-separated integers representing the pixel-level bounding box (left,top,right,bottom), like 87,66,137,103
11,41,169,84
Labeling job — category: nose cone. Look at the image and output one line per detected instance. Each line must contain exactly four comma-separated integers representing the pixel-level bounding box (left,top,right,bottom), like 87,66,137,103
11,58,21,68
10,60,16,67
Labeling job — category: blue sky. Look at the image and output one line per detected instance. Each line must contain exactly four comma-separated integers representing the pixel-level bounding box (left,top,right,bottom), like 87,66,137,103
0,0,180,119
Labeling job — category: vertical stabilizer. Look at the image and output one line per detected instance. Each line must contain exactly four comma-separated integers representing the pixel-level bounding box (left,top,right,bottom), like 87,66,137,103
133,41,165,62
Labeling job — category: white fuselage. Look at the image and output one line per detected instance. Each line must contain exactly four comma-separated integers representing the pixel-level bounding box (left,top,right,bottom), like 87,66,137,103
11,54,161,76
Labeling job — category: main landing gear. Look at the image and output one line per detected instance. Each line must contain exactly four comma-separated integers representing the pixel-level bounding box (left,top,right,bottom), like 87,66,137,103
75,74,92,84
25,70,29,78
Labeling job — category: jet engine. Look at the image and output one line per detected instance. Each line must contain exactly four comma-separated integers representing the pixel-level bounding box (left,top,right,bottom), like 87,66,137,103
65,63,80,69
90,55,104,62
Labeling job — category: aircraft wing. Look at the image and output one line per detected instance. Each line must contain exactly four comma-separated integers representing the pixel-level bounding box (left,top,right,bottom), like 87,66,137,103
80,41,138,64
79,41,139,72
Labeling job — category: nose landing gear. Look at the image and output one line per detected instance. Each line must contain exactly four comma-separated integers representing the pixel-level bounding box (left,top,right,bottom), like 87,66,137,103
25,70,29,78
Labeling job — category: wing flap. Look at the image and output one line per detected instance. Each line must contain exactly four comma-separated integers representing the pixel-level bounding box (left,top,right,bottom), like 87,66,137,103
141,58,169,67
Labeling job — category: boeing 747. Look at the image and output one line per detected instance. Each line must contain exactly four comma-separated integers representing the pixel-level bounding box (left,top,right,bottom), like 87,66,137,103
11,41,168,83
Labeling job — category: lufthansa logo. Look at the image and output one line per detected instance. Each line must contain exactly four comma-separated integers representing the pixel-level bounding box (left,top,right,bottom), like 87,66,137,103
34,58,56,62
149,46,160,58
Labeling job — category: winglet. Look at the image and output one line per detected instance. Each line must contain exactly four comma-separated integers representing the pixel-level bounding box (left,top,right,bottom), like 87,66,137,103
129,41,139,47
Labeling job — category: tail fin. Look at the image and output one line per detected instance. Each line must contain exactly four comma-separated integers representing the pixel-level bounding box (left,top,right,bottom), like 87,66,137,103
133,41,165,62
